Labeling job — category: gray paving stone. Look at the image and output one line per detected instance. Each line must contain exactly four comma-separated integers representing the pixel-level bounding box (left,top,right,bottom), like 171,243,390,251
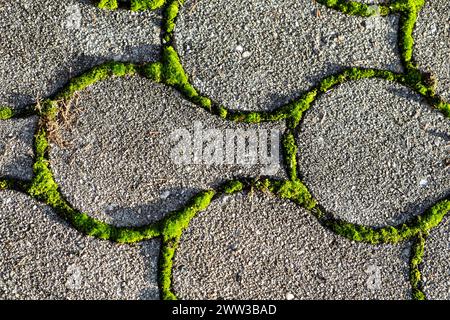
422,216,450,300
414,0,450,101
0,116,37,180
175,0,401,111
0,0,161,110
173,192,412,300
49,76,286,227
0,190,160,300
297,78,449,227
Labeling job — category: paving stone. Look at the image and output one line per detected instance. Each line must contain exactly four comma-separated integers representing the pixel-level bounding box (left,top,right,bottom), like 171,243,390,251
173,192,412,299
0,190,160,300
297,78,449,227
0,0,161,110
0,116,37,180
49,76,286,227
175,0,401,111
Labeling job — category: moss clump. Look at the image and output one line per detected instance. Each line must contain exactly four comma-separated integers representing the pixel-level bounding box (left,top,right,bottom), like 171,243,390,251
316,0,390,17
140,62,163,82
0,106,14,120
410,233,426,300
57,62,136,101
0,179,11,190
131,0,166,11
268,180,316,210
160,238,179,300
391,0,425,69
222,180,244,194
162,190,215,241
217,106,228,119
98,0,118,10
163,0,184,42
246,112,261,123
160,46,212,110
435,101,450,118
282,131,298,181
326,199,449,244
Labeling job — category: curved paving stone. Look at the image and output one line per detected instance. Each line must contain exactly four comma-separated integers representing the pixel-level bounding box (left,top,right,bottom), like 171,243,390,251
0,116,37,180
173,192,411,300
0,0,161,110
414,0,450,101
297,78,450,227
50,76,286,227
0,190,159,300
422,216,450,300
174,0,400,111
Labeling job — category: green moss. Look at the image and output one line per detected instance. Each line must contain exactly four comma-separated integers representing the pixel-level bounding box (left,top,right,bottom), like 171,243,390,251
392,0,425,69
160,238,179,300
130,0,166,11
0,106,13,120
56,62,136,101
324,198,449,244
140,62,163,82
217,106,228,119
435,101,450,118
246,112,261,123
163,0,183,42
161,46,190,86
162,190,215,241
266,179,316,210
0,179,11,190
410,233,426,300
160,46,212,111
282,131,298,181
222,180,244,194
98,0,118,10
98,0,166,11
287,90,318,128
316,0,390,17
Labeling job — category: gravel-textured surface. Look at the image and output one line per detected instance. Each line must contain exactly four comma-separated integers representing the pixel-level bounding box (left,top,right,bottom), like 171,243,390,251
1,0,449,301
0,190,160,300
0,116,37,180
175,0,401,111
0,0,161,110
414,0,450,101
50,76,286,227
173,192,411,300
297,78,450,227
422,216,450,300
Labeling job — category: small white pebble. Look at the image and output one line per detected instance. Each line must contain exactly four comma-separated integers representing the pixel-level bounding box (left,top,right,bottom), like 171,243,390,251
235,45,244,52
242,51,252,58
286,293,295,300
160,190,171,199
419,179,428,187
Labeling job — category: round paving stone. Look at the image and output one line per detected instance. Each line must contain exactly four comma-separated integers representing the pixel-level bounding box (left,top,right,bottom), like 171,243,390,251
0,0,161,109
50,76,286,227
174,0,400,111
414,0,450,101
173,192,411,299
297,78,449,227
0,190,160,300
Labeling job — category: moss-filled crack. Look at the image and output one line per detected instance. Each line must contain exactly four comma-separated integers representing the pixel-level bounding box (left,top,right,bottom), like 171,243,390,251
410,233,426,300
